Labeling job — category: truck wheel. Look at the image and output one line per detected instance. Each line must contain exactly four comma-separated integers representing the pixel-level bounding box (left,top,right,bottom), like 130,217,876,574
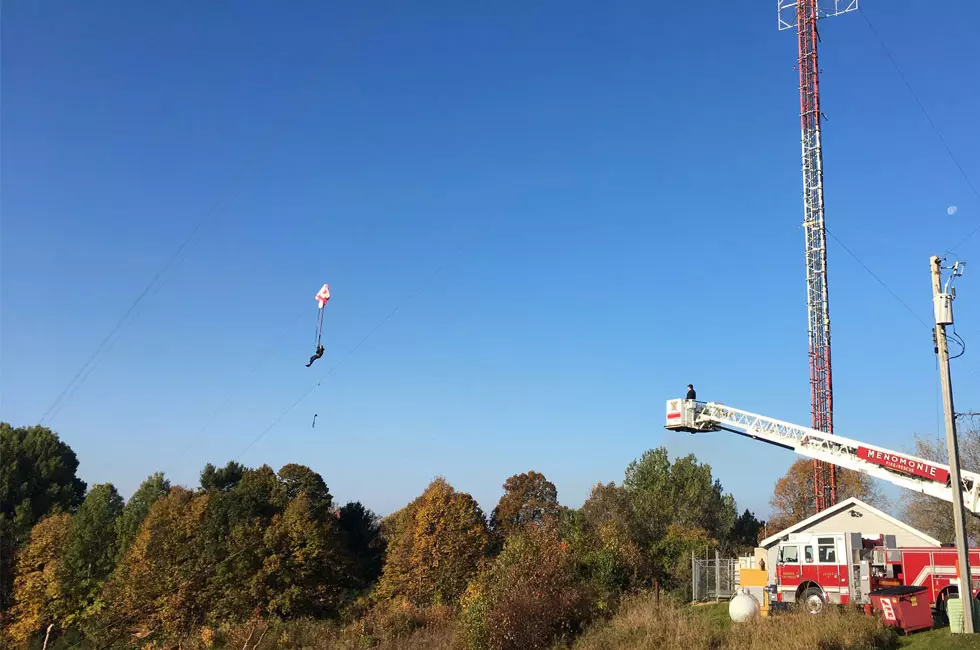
801,587,825,615
936,590,951,616
936,587,955,623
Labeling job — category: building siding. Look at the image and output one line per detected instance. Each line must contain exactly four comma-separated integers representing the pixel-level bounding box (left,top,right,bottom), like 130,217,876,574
801,503,938,548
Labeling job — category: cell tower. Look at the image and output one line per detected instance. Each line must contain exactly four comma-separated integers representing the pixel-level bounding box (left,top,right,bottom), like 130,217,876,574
778,0,858,513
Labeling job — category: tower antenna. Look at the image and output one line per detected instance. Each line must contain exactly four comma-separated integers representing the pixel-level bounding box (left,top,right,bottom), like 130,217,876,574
778,0,858,512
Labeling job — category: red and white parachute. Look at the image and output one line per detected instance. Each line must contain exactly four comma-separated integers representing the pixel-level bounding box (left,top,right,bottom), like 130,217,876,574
315,283,331,309
308,283,331,367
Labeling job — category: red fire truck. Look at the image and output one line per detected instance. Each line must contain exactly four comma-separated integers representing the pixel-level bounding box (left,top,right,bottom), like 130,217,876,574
772,531,980,614
665,399,980,615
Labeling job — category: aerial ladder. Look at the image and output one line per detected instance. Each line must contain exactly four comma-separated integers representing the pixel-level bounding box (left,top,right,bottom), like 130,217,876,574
665,399,980,514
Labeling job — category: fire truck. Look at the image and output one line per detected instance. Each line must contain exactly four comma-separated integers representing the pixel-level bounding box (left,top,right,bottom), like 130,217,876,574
665,398,980,614
771,531,980,614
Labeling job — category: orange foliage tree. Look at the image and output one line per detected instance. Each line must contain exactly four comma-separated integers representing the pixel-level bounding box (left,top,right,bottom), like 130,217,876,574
378,477,488,607
489,471,561,538
768,459,885,532
7,513,73,643
101,486,210,640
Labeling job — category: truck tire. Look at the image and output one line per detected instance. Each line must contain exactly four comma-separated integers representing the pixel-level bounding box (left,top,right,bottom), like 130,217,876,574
801,587,825,615
936,588,953,619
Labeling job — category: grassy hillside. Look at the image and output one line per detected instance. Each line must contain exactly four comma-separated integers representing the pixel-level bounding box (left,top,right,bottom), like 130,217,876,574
898,626,980,650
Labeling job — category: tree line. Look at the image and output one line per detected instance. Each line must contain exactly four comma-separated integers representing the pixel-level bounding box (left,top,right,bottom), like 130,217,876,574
4,418,906,650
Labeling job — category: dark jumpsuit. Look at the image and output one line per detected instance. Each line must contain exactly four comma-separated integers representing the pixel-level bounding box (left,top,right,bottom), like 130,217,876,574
307,345,325,367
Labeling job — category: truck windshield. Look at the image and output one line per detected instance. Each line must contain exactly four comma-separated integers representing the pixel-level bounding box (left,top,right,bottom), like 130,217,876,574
780,545,799,563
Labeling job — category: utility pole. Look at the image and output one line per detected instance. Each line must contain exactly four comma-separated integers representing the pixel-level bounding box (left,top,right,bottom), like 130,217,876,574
931,254,974,633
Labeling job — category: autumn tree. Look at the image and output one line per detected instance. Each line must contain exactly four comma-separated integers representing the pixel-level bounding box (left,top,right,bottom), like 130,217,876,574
279,463,333,519
903,418,980,544
258,493,349,618
58,483,124,622
378,477,489,607
768,459,885,532
6,513,73,644
197,463,349,622
490,471,561,537
199,465,288,619
338,501,386,587
115,472,171,561
102,487,211,640
0,423,86,610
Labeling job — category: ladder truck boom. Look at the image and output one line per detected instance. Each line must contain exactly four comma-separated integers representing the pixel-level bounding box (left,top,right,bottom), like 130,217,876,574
665,399,980,514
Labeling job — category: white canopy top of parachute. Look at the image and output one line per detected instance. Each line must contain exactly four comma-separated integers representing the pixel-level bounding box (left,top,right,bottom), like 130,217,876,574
315,284,330,309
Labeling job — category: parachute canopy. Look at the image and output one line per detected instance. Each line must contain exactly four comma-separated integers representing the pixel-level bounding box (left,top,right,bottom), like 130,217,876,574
315,283,331,309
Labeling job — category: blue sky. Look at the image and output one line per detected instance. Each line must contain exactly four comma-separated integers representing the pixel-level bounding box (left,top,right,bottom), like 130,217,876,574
2,1,978,521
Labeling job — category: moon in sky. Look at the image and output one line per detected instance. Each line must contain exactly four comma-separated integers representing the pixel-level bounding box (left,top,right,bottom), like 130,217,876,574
947,205,958,216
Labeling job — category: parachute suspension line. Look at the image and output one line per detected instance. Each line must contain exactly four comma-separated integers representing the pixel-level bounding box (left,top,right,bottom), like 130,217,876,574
315,307,325,347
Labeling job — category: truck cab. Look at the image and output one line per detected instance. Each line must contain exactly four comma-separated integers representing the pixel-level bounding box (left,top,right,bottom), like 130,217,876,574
774,532,896,613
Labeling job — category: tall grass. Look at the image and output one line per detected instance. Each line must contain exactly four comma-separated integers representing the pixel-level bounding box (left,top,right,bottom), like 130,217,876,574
570,594,899,650
101,603,459,650
81,595,901,650
198,603,458,650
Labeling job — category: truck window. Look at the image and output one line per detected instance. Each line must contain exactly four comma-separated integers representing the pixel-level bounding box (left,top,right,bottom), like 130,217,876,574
780,545,799,563
805,546,814,563
818,539,837,563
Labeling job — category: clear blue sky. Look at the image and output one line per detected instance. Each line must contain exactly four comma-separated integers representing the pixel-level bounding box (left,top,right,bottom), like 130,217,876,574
2,1,978,520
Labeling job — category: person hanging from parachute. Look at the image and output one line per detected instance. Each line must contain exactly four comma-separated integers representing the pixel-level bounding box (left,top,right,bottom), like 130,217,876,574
306,283,330,367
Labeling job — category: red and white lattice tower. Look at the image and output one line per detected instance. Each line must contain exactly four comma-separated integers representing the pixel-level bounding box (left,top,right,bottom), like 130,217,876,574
778,0,857,513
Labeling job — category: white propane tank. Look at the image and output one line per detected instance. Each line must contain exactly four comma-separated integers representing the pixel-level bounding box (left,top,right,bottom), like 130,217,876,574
729,588,761,623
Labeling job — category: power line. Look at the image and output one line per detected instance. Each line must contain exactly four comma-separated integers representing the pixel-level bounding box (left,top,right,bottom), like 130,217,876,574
859,8,980,251
825,227,930,329
848,9,980,386
229,223,976,469
825,228,980,382
33,41,332,427
231,200,508,460
968,365,980,383
37,149,273,427
234,258,455,460
73,278,460,647
159,309,308,474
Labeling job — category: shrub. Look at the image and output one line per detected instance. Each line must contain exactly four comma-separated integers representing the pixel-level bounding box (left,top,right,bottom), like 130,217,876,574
460,523,593,650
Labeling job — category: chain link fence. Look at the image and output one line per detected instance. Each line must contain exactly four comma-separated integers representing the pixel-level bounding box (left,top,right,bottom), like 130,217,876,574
691,550,737,602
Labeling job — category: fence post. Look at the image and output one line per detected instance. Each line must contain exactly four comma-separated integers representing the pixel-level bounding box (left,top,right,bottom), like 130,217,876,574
715,549,721,601
692,550,697,601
